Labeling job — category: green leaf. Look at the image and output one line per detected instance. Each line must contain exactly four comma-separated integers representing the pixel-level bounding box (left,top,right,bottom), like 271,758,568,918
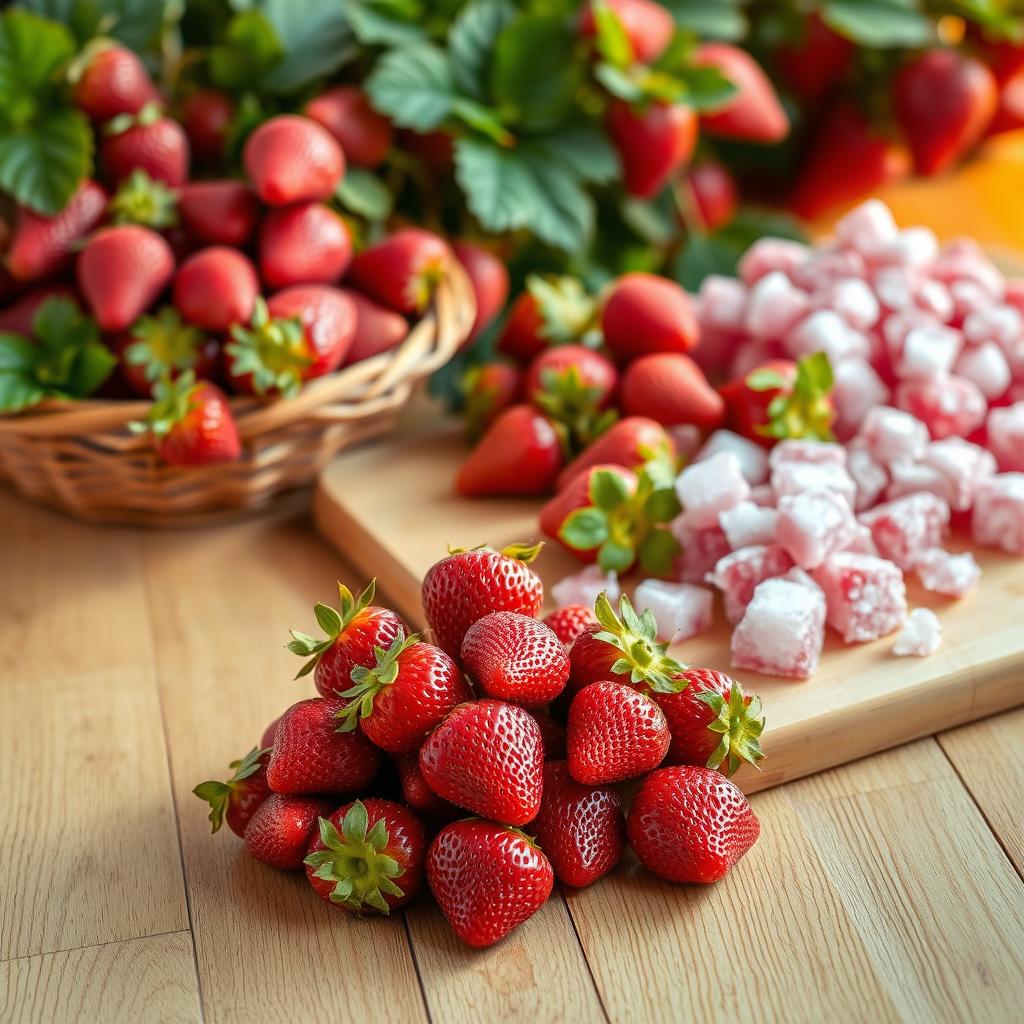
257,0,356,94
451,97,514,146
366,43,455,131
663,0,746,40
19,0,169,50
534,125,618,185
592,2,633,68
637,528,680,575
559,507,609,551
675,64,737,112
672,233,742,291
821,0,934,47
598,541,635,573
0,334,44,412
589,469,630,511
644,486,682,524
594,62,644,103
448,0,516,100
0,10,76,118
345,0,426,46
335,168,394,221
208,10,284,92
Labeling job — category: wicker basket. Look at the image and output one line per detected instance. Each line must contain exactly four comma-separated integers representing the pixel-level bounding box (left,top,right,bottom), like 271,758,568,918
0,263,475,527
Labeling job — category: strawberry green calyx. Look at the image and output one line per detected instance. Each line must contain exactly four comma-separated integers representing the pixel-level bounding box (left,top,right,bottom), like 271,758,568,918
303,802,405,914
533,366,618,454
750,352,836,443
446,541,544,564
105,99,163,136
287,579,378,679
527,275,600,347
192,746,269,834
125,307,204,382
108,169,178,228
407,257,447,312
695,681,766,776
227,297,309,398
128,369,200,438
593,592,686,693
335,630,421,732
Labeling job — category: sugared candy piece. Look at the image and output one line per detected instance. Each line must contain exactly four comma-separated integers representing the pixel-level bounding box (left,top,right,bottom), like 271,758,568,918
896,324,962,380
744,271,809,340
913,547,980,598
768,438,846,468
971,473,1024,554
920,437,997,511
832,359,891,441
738,237,810,285
817,277,880,331
987,403,1024,473
859,493,950,569
954,342,1011,401
673,521,732,585
811,552,906,643
551,566,620,611
719,501,778,549
676,451,751,529
786,309,868,365
895,375,987,440
775,489,859,569
834,199,897,254
706,544,793,624
771,460,857,509
696,430,769,485
633,580,713,643
884,459,952,504
893,608,942,657
847,443,888,511
859,406,929,466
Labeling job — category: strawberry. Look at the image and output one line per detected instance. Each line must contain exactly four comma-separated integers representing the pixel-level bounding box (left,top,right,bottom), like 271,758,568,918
244,115,345,206
130,371,241,467
987,68,1024,136
258,202,351,289
244,793,333,870
0,285,77,336
177,181,260,248
456,405,564,497
193,746,271,837
567,680,670,784
173,247,259,332
532,709,568,760
461,611,569,708
427,819,553,948
579,0,674,65
627,765,760,883
266,696,381,795
335,632,471,754
286,579,407,699
117,306,218,397
226,287,356,396
529,760,625,888
71,43,159,121
542,604,598,648
101,103,190,188
341,290,408,366
694,43,789,143
462,361,523,440
653,668,765,775
180,90,234,164
422,542,545,660
452,241,510,342
107,169,177,229
497,275,598,362
620,352,724,430
606,100,698,199
497,291,545,363
687,160,737,232
305,86,393,168
261,717,280,749
396,753,459,819
77,225,174,332
557,415,675,490
601,272,698,359
775,13,853,103
303,799,425,913
6,180,107,282
720,352,836,447
418,699,544,825
348,228,450,315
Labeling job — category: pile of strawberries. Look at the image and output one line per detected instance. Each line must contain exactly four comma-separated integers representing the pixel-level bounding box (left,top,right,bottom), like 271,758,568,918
195,543,763,948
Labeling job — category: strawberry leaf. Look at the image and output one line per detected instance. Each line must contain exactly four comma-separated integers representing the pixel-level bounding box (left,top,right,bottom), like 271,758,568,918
560,507,609,551
345,0,426,47
208,9,284,92
637,527,680,575
592,2,633,68
448,0,517,101
366,42,456,131
589,468,631,511
667,0,747,40
598,541,635,573
259,0,356,94
821,0,933,47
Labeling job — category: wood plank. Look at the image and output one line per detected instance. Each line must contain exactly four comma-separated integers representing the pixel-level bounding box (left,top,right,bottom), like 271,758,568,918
0,932,200,1024
0,495,188,961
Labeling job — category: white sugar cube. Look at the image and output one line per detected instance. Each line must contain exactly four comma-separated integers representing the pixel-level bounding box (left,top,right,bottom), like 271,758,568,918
893,608,942,657
775,488,859,569
719,501,779,549
551,566,620,611
954,341,1011,400
676,451,751,529
860,406,929,466
744,271,810,340
696,429,770,485
914,547,980,598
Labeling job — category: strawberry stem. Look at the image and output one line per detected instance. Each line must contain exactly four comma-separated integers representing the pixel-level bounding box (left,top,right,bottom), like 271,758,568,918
694,680,766,775
286,580,378,679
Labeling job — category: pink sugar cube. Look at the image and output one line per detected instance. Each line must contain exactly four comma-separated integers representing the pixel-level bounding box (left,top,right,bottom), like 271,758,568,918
869,227,940,269
860,405,929,466
731,577,826,679
882,310,939,361
951,280,994,324
847,443,889,511
771,460,857,509
921,437,997,510
697,274,747,333
744,271,810,340
719,500,779,549
834,199,898,254
673,521,732,585
776,488,859,569
897,324,963,380
668,423,704,463
859,492,951,569
954,341,1011,400
885,459,955,504
914,547,980,598
781,566,823,590
874,266,920,312
893,608,942,657
811,552,907,643
750,483,775,507
896,375,988,440
676,451,751,529
729,338,787,381
791,247,868,293
987,403,1024,473
933,239,1004,298
633,580,713,643
915,278,955,322
844,522,879,555
833,359,891,441
769,439,847,468
786,309,869,365
696,429,770,485
963,305,1023,348
551,566,620,610
818,277,880,331
707,544,794,624
972,473,1024,554
739,238,811,286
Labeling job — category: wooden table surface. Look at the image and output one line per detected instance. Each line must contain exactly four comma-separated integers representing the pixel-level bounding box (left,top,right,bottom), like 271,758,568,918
2,489,1023,1024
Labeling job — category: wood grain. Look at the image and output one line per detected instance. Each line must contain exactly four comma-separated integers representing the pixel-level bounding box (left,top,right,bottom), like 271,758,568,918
0,932,200,1024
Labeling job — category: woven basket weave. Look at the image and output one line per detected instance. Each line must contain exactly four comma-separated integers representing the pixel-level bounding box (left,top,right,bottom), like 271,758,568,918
0,262,475,526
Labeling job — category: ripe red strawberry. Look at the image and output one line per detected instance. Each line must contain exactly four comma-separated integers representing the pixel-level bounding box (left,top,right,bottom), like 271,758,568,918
457,405,564,497
606,100,697,199
530,760,625,888
177,181,259,247
497,274,599,363
419,699,544,824
192,746,272,838
542,605,598,648
462,361,523,440
601,272,697,359
227,286,356,396
987,68,1024,136
116,306,218,397
77,225,174,332
695,43,789,143
341,290,408,366
335,633,471,754
452,241,510,342
348,228,450,314
627,765,760,883
396,753,459,819
5,180,107,282
428,821,553,949
266,697,381,795
0,285,76,336
557,415,675,490
305,86,393,168
244,115,345,205
532,709,568,760
421,542,545,660
244,793,333,870
687,160,737,232
775,13,853,103
71,44,159,121
180,90,234,164
287,579,407,698
579,0,674,64
497,291,546,363
620,352,725,430
304,799,425,913
258,202,351,290
568,681,669,784
461,612,569,708
131,371,241,467
261,717,280,749
107,169,177,229
101,104,190,188
173,247,258,332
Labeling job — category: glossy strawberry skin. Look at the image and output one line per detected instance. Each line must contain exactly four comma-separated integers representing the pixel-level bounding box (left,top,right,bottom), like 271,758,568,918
620,352,725,430
421,547,545,661
497,291,546,363
244,794,333,870
173,247,259,332
579,0,674,64
244,115,345,205
688,161,737,232
258,202,352,289
530,760,625,887
461,611,569,708
314,606,407,698
396,754,459,818
226,761,271,837
305,86,393,168
266,697,381,796
178,181,260,248
261,717,280,750
607,100,697,199
154,381,241,467
348,228,451,314
601,272,698,359
525,344,617,408
720,359,796,447
336,290,406,367
775,13,853,103
181,90,234,164
655,668,739,767
542,605,598,648
101,117,190,188
695,43,789,143
419,699,544,825
427,819,554,948
73,46,159,121
462,361,523,439
627,765,760,883
452,241,510,342
557,416,674,490
566,625,630,698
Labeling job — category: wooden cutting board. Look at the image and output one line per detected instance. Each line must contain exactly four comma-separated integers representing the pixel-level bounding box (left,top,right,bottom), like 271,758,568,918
314,399,1024,795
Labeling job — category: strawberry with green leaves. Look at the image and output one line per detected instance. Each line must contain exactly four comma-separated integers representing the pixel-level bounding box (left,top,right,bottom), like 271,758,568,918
101,102,190,188
497,276,598,364
557,415,676,490
71,42,159,121
462,361,523,441
193,746,271,837
579,0,674,65
107,169,177,229
349,229,450,315
117,306,219,398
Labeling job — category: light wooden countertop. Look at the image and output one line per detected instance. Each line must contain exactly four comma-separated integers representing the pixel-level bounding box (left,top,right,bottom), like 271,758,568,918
1,490,1022,1024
